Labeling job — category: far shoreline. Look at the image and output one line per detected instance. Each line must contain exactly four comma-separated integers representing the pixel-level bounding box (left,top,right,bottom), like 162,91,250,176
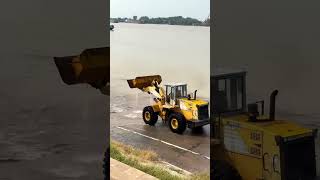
110,15,210,27
110,22,210,28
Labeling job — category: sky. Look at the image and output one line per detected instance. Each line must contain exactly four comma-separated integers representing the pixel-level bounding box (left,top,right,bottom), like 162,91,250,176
111,0,210,21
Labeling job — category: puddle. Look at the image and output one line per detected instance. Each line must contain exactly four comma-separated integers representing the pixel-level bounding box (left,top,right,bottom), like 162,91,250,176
124,114,137,119
133,110,142,114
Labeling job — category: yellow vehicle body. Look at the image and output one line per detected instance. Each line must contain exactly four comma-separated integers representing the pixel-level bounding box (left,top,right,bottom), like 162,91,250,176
211,70,317,180
152,97,208,121
215,114,315,180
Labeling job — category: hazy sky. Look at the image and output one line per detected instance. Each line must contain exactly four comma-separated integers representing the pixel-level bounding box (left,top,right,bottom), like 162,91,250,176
111,0,210,21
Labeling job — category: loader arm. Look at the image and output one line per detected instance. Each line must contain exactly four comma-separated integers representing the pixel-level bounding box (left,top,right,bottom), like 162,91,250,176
127,75,165,100
142,85,165,100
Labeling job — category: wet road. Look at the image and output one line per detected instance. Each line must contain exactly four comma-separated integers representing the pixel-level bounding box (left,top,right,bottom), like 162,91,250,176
110,88,210,173
0,54,108,180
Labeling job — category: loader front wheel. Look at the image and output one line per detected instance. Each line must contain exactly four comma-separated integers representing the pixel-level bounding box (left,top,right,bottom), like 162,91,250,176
168,113,186,134
142,106,158,125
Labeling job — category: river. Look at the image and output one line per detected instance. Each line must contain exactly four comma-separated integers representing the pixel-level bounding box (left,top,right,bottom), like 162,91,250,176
111,23,210,98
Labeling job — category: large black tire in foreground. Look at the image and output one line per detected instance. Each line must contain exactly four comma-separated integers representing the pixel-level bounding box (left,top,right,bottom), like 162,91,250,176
168,113,187,134
142,106,158,125
103,148,109,180
211,160,241,180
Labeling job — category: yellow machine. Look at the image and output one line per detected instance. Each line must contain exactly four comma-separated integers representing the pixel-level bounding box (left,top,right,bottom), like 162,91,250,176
127,75,210,134
54,47,109,95
53,47,109,180
211,70,318,180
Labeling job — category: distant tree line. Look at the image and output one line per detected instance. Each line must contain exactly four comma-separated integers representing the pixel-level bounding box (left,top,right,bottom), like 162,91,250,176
111,16,210,26
139,16,202,26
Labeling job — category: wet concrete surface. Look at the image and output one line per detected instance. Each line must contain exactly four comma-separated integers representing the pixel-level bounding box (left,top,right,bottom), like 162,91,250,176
110,91,210,173
0,54,108,179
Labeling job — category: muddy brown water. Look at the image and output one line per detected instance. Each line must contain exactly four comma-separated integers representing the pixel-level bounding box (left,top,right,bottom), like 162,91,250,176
111,23,210,98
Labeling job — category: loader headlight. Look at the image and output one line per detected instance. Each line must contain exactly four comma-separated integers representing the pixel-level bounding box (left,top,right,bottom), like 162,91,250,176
193,110,198,118
273,154,280,173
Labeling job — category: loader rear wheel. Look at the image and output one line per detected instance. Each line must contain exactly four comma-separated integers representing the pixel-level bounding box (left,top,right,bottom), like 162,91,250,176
103,148,109,180
168,113,186,134
211,160,241,180
142,106,158,126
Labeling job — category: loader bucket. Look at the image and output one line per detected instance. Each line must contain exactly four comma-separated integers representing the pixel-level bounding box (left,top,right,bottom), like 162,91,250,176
54,47,110,89
127,75,162,89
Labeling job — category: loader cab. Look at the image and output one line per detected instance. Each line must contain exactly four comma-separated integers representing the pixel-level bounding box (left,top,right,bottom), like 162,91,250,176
211,69,247,138
211,69,247,116
165,83,187,106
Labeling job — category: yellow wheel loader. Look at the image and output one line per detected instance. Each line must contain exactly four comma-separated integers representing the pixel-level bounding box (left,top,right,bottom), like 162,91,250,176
210,69,318,180
127,75,210,134
53,47,109,180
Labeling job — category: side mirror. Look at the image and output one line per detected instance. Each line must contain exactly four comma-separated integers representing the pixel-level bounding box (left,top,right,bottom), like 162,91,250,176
188,94,191,100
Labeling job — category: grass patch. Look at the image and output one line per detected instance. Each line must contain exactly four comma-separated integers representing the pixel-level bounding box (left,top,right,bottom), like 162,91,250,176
111,140,158,162
189,173,210,180
110,140,209,180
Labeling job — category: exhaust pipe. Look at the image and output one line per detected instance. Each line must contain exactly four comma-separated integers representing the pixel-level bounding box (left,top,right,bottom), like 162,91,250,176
194,90,197,100
269,90,279,121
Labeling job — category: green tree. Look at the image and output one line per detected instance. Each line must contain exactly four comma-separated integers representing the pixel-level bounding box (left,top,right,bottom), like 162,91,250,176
139,16,150,24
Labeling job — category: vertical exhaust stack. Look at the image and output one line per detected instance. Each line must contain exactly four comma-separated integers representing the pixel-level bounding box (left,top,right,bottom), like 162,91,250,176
269,90,279,121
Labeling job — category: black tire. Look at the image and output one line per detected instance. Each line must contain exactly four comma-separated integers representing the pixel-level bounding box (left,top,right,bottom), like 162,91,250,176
211,160,241,180
142,106,158,126
168,113,187,134
103,148,109,180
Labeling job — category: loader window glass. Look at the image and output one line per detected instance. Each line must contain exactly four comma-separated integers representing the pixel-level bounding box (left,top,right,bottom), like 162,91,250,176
166,86,172,103
213,76,244,114
171,87,176,100
176,85,187,98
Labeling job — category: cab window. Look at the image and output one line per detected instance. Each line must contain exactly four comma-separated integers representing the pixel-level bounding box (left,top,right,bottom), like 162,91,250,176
176,85,187,98
212,76,245,114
